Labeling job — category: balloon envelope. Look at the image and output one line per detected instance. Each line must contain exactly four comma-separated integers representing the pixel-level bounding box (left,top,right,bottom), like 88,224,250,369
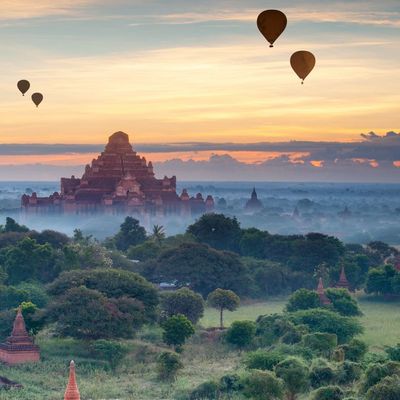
257,10,287,47
17,80,30,96
290,51,316,83
31,92,43,107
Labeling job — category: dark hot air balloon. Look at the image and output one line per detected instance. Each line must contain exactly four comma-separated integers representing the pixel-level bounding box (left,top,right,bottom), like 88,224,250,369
31,92,43,107
17,80,30,96
290,51,316,84
257,10,287,48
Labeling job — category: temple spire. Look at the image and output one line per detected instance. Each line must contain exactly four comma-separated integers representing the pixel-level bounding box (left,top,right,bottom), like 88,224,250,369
64,361,80,400
317,277,331,305
336,266,350,290
11,306,29,338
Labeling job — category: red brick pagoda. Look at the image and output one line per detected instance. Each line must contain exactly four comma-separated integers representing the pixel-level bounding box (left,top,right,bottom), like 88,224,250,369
0,307,40,365
21,131,214,216
317,277,331,306
64,361,80,400
336,266,350,290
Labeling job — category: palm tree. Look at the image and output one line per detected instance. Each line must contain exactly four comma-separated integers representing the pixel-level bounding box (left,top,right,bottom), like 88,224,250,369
151,225,166,246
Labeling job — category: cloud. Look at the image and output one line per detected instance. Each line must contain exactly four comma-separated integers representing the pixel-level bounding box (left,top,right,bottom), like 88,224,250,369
0,0,102,20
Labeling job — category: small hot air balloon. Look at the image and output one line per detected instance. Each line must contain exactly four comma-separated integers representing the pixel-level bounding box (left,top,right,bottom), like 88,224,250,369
17,80,30,96
31,92,43,107
257,10,287,48
290,51,316,84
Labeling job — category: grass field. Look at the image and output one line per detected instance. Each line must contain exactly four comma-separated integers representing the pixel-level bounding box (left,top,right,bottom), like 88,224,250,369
1,298,399,399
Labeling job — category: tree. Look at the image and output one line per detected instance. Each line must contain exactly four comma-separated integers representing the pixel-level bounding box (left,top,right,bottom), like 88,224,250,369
160,288,205,324
339,338,368,362
289,308,363,344
207,289,240,328
366,376,400,400
239,228,268,259
143,243,249,297
162,314,195,350
127,240,162,262
47,269,158,321
302,333,338,357
187,213,242,252
242,370,284,400
285,289,321,312
386,344,400,362
275,357,309,400
114,217,147,251
4,217,29,233
90,340,126,371
151,225,166,246
47,286,144,340
366,265,397,296
157,352,183,381
243,350,284,371
325,288,362,316
226,320,256,350
312,386,344,400
29,229,70,248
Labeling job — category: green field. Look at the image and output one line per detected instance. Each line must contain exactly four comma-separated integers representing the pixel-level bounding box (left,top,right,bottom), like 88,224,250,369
1,298,399,399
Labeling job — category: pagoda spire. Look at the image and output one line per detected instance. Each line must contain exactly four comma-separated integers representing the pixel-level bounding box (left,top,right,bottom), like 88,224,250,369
11,306,29,338
64,361,80,400
317,277,331,305
336,266,350,290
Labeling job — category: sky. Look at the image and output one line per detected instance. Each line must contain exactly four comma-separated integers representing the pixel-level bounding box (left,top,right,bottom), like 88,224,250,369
0,0,399,181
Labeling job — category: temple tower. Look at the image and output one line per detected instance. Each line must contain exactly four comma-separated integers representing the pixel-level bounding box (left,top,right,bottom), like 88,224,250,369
0,307,40,364
64,360,80,400
317,278,331,306
336,266,350,290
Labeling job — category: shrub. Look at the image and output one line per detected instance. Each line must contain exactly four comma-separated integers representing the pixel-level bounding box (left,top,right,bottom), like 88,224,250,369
161,288,204,324
366,376,400,400
243,350,284,371
90,340,126,370
312,385,344,400
362,361,400,392
302,332,338,356
386,344,400,362
325,288,362,316
157,351,183,381
340,338,368,362
162,314,195,350
189,381,219,400
219,374,243,396
310,360,336,388
275,357,309,400
285,289,321,312
242,370,284,400
289,308,363,343
336,361,363,385
226,320,256,350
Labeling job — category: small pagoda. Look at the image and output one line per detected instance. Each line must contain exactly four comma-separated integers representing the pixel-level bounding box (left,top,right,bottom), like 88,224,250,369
245,188,263,212
0,307,40,365
64,361,81,400
336,266,350,290
317,277,331,306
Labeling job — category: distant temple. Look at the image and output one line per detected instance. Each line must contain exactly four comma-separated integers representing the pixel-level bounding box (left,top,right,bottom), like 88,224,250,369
336,266,350,290
0,307,40,365
245,188,263,212
22,131,214,216
316,277,331,306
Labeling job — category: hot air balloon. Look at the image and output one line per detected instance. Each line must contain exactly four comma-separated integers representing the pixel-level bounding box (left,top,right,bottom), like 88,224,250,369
17,80,30,96
290,51,316,84
31,93,43,107
257,10,287,48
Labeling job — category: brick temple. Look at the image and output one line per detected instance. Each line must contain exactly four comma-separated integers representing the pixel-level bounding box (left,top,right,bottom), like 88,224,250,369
0,307,40,365
22,131,214,215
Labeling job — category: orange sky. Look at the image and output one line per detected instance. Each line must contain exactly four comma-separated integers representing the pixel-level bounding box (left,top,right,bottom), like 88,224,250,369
0,0,399,146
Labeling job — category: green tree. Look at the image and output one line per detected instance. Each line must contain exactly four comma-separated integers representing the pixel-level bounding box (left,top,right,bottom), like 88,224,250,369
226,320,256,350
187,213,242,252
47,269,158,321
243,350,284,371
4,217,29,233
275,357,309,400
47,286,144,340
386,344,400,362
160,288,204,324
325,288,362,316
312,386,344,400
366,376,400,400
302,333,338,357
127,240,162,262
242,370,284,400
162,314,195,350
90,340,126,370
114,217,147,251
207,288,240,328
151,225,166,246
157,352,183,381
143,243,248,296
285,289,321,312
239,228,267,259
